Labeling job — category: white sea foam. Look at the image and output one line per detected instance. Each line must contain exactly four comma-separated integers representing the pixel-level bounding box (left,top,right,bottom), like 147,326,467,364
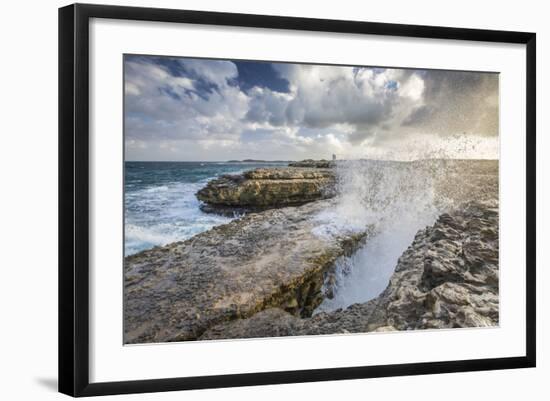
125,180,232,255
142,185,169,193
124,162,288,256
314,160,448,312
125,224,181,249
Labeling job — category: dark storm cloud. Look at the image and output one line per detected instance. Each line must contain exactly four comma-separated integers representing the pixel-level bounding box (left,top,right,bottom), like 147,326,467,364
402,70,499,137
402,105,435,126
348,128,376,145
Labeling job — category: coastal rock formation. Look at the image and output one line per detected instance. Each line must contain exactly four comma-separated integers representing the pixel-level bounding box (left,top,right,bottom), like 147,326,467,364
124,199,371,344
200,201,499,340
196,167,335,213
289,159,334,168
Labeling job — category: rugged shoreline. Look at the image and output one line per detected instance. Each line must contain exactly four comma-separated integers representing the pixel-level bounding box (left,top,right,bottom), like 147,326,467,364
124,199,371,343
200,201,499,340
124,159,499,343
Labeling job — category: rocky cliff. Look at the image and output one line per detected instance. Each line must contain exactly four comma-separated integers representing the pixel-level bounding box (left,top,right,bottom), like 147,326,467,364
200,201,499,340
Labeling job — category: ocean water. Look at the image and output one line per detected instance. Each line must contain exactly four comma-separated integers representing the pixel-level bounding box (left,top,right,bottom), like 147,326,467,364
124,161,286,256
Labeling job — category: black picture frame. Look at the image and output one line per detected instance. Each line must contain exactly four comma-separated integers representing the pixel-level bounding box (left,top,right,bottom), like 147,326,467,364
59,3,536,397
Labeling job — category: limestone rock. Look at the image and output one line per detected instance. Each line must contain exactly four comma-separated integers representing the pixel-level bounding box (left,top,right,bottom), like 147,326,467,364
365,201,499,331
124,199,371,344
200,201,499,340
196,167,335,212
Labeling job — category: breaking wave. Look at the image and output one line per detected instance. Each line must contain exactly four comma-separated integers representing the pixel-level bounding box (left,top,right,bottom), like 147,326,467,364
125,181,232,255
314,159,451,312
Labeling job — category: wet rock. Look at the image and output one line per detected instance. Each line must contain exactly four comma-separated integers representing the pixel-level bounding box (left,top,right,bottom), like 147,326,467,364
196,167,335,213
362,201,499,331
200,201,499,340
124,199,371,344
196,203,250,218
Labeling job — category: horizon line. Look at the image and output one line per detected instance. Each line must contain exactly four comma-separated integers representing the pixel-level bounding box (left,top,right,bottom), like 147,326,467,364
125,157,499,163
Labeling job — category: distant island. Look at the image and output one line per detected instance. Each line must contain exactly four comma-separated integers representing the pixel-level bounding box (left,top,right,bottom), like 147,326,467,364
227,155,337,164
226,159,290,163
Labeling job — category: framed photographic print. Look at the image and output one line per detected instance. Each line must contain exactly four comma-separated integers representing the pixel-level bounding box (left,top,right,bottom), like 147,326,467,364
58,3,536,397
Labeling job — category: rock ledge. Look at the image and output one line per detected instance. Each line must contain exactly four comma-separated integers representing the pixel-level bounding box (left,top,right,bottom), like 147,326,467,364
124,200,370,344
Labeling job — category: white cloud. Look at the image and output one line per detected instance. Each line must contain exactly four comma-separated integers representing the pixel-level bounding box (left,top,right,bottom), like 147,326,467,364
125,57,498,161
399,73,425,101
125,58,249,148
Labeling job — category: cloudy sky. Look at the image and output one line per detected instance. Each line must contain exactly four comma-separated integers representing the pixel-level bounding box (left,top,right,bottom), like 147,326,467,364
124,55,499,161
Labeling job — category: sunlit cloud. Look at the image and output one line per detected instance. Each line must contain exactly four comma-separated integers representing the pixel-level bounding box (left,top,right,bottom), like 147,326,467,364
124,55,499,161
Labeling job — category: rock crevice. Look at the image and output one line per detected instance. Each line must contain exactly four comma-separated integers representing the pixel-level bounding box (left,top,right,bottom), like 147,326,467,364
200,201,499,340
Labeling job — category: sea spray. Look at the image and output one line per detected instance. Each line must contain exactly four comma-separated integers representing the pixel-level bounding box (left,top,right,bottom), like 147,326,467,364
314,159,452,312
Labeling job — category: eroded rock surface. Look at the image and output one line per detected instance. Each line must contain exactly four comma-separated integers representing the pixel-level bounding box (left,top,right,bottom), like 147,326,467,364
196,167,335,213
200,201,499,340
124,199,370,344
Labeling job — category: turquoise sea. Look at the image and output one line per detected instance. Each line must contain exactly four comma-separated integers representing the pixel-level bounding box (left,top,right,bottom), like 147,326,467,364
124,161,287,256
